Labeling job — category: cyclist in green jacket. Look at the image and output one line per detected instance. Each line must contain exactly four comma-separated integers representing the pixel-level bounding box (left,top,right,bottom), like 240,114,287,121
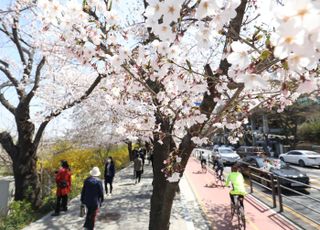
225,164,247,209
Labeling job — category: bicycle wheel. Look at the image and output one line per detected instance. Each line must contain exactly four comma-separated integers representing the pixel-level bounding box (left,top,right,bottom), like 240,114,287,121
230,204,235,218
237,205,246,230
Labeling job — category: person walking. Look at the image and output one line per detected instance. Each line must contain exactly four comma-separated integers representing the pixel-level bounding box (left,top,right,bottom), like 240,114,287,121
134,154,143,184
81,166,104,230
104,156,115,196
52,160,71,216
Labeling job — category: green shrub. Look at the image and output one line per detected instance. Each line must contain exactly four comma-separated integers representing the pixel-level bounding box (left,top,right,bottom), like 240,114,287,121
298,119,320,144
0,201,35,230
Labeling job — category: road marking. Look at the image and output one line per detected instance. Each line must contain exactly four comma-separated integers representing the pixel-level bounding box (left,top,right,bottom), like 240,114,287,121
246,194,303,230
251,188,320,229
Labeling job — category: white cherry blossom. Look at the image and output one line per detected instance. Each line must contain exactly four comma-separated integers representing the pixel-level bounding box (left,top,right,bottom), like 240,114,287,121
227,41,251,69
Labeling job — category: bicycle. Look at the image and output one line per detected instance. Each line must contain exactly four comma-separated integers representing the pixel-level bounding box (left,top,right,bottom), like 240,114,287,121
201,161,207,173
230,195,246,230
214,167,224,187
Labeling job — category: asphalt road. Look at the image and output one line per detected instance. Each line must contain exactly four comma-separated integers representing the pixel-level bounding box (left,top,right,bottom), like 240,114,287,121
249,163,320,230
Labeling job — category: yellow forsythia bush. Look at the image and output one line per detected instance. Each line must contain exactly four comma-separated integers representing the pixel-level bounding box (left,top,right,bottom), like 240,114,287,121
39,143,129,197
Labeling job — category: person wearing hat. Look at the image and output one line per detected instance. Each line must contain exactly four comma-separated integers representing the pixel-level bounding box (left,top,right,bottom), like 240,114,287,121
52,160,71,216
81,167,104,230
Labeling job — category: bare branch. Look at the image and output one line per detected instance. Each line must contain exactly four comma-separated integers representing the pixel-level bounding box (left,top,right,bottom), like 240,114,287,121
122,64,157,96
24,57,46,104
0,61,19,87
0,132,17,160
0,81,12,89
22,50,34,82
0,59,24,97
0,92,16,114
12,18,26,65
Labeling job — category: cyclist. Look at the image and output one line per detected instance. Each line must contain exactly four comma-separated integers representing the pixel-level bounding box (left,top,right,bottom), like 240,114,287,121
213,155,224,181
200,155,207,173
225,164,247,210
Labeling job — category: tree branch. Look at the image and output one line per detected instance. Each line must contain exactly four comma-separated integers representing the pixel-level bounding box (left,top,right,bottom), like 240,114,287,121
0,59,24,97
0,91,16,114
24,57,46,104
33,73,106,147
12,18,26,66
0,81,12,89
0,132,17,160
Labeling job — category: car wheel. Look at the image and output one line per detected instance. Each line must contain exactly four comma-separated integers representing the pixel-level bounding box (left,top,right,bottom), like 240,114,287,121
299,160,305,167
280,157,285,162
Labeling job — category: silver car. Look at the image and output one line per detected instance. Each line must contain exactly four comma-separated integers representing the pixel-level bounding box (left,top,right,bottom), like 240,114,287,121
213,147,241,165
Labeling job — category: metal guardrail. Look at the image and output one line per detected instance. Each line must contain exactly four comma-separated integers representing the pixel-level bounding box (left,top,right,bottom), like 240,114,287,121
245,164,320,226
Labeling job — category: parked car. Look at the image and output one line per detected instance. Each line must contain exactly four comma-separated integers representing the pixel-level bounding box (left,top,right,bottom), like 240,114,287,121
212,147,240,165
192,148,213,162
238,156,310,189
236,146,265,158
279,150,320,167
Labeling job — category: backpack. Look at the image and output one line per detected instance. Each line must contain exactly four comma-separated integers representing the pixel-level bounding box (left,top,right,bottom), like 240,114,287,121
58,179,68,188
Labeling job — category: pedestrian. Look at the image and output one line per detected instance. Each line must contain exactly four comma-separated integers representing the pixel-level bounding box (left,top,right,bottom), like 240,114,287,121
133,147,139,159
139,148,145,166
52,160,71,216
134,154,143,184
149,152,154,167
81,166,104,230
104,156,115,196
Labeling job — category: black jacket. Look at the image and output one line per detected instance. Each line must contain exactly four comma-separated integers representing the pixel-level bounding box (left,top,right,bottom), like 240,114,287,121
81,176,104,207
104,162,115,178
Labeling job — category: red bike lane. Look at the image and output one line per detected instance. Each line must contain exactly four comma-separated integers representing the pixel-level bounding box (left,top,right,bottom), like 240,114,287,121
184,157,299,230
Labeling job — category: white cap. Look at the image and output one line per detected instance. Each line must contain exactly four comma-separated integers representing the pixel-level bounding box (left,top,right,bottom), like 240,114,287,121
90,167,101,177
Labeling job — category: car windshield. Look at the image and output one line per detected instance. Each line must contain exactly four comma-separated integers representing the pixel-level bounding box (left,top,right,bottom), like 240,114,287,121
219,149,233,154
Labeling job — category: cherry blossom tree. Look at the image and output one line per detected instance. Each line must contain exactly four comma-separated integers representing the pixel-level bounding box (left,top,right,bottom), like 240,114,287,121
0,0,110,207
2,1,320,229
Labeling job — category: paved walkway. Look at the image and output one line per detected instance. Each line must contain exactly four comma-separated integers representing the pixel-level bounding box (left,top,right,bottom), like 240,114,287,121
23,163,208,230
184,157,302,230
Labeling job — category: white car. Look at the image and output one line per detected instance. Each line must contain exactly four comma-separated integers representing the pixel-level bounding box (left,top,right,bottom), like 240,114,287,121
213,147,240,165
279,150,320,167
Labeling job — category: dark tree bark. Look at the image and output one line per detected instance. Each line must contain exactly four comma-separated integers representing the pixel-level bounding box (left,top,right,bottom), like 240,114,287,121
149,115,177,230
125,140,134,161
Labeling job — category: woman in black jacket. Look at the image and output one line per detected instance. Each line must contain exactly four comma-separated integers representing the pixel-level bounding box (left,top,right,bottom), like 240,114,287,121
104,156,115,196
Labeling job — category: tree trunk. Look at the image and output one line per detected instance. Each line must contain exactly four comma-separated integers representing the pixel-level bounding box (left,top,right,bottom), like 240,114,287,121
12,151,42,208
149,130,177,230
126,140,134,161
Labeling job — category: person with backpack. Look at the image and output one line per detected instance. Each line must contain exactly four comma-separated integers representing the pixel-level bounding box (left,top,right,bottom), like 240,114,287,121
81,166,104,230
104,156,115,196
52,160,71,216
